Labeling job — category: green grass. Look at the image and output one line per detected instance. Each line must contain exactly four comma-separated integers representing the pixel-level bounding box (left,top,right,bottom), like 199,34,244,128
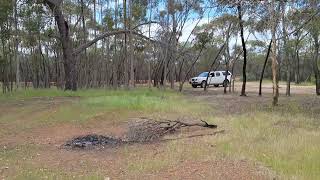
0,88,199,117
0,88,204,135
0,87,177,100
213,102,320,179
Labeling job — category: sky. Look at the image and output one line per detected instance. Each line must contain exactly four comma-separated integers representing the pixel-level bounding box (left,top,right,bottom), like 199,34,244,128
93,0,268,49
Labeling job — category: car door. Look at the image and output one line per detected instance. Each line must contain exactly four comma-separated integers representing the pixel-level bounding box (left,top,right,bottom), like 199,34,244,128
209,72,215,84
222,71,231,82
212,72,220,84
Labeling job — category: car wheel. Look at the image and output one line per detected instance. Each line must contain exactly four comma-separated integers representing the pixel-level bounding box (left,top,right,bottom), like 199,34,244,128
214,84,219,87
201,81,206,88
192,84,197,88
223,80,229,87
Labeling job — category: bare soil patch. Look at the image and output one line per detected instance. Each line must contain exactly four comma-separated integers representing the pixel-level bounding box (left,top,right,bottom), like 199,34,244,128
155,159,276,180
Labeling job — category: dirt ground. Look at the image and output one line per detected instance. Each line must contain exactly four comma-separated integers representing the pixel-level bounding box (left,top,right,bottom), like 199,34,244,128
186,81,316,95
0,82,318,179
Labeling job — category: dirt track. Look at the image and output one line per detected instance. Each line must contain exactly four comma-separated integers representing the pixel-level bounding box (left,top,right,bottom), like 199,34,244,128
185,81,316,95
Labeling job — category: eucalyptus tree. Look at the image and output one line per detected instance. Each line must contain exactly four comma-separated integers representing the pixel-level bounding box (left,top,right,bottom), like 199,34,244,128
237,2,247,96
40,0,150,90
197,13,237,93
13,0,19,89
308,0,320,95
166,0,196,89
268,0,280,105
281,0,291,96
214,0,260,96
0,0,13,92
288,0,320,95
20,3,50,88
128,0,148,88
287,9,304,85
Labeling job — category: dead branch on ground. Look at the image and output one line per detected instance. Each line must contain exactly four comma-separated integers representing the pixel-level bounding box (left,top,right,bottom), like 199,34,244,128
126,118,217,142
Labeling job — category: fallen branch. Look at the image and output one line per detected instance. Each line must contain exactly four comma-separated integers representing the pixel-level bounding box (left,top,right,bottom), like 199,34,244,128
161,130,225,142
126,118,217,142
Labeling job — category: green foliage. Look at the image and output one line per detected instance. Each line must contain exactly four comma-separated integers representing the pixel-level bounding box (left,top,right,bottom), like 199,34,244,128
194,31,210,49
0,0,12,43
0,0,12,25
132,2,147,21
103,9,114,30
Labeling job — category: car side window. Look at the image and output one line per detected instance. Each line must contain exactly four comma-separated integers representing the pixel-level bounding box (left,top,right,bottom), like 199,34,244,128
210,72,214,77
216,72,220,76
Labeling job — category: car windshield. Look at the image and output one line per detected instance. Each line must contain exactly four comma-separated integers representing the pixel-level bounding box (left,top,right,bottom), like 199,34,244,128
198,72,208,77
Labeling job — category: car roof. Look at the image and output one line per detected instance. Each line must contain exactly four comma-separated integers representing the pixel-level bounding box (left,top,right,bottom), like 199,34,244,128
209,71,231,73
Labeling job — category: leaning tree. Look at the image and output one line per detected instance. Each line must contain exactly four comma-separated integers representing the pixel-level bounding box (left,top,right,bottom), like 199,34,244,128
41,0,155,91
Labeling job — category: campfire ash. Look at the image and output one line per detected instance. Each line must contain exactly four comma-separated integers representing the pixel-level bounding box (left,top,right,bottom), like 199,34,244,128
65,134,123,149
64,118,217,149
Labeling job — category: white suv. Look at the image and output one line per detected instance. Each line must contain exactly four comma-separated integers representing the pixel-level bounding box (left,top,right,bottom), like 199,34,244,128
189,71,232,88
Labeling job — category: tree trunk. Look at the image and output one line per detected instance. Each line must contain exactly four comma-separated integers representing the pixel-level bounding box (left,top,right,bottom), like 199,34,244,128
45,0,77,91
170,9,176,89
223,64,229,94
224,26,231,94
281,0,290,96
162,2,170,90
113,0,118,88
270,0,279,106
311,34,320,95
147,1,152,89
123,0,129,88
105,0,111,87
238,4,247,96
259,40,272,96
128,0,134,88
295,45,300,84
310,0,320,95
14,0,19,89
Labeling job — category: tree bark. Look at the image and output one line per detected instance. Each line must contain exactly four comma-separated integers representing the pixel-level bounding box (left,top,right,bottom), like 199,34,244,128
310,0,320,95
281,0,290,96
295,47,300,84
13,0,19,89
259,40,272,96
147,0,152,89
224,25,231,94
45,0,77,91
170,5,176,89
311,34,320,95
128,0,134,88
162,1,170,90
238,4,247,96
113,0,118,88
123,0,129,88
270,0,279,106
